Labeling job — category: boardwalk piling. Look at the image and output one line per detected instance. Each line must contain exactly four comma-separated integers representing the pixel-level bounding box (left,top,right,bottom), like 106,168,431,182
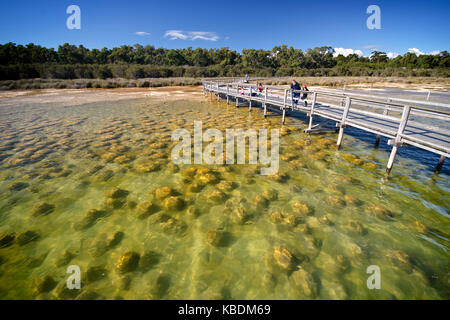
263,87,268,117
336,97,351,149
249,86,252,111
386,105,411,174
374,136,381,148
281,89,287,124
307,92,317,131
435,155,445,173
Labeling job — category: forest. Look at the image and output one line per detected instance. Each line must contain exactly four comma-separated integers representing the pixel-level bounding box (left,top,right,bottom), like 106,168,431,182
0,42,449,80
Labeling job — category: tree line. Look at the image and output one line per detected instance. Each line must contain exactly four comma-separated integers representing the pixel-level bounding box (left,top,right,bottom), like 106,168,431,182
0,42,449,80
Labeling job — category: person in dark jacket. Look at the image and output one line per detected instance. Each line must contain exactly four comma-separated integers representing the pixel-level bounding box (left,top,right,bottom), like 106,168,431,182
290,80,301,106
301,84,309,107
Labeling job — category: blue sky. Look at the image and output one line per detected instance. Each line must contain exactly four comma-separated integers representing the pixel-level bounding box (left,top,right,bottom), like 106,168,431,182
0,0,448,57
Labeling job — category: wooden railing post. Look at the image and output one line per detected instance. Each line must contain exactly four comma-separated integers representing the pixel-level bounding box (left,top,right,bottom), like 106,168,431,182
226,84,229,104
386,105,411,174
336,97,351,149
236,85,239,107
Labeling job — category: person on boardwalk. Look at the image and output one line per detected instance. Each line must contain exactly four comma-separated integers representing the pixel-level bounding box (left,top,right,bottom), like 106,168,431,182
257,82,263,93
301,84,309,107
290,80,301,106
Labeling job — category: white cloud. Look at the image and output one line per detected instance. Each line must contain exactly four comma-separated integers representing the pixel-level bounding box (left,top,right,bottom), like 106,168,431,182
362,45,382,51
135,31,150,36
407,48,443,56
333,48,363,57
164,30,219,41
408,48,424,56
387,52,399,59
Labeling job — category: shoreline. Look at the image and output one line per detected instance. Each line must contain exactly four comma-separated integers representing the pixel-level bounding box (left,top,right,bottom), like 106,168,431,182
0,86,205,107
1,81,448,107
1,76,450,92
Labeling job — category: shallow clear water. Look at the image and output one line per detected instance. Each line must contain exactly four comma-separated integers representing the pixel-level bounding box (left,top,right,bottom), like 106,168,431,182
0,97,448,300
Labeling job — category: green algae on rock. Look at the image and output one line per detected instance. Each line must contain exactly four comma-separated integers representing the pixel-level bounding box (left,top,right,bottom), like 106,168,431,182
136,201,159,219
32,202,55,216
73,209,107,230
291,268,317,298
34,275,57,294
16,230,39,246
116,251,140,273
0,233,15,248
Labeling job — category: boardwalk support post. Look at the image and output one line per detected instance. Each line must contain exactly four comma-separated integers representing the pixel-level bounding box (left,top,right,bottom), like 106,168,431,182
336,97,351,149
249,86,252,111
386,105,411,174
435,155,445,174
374,135,381,148
216,81,220,101
263,87,268,117
282,89,287,124
307,92,317,131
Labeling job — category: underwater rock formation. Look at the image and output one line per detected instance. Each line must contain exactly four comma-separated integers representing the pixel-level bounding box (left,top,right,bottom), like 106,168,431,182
272,246,295,271
163,196,185,211
0,233,15,248
291,268,317,298
32,202,55,216
116,251,140,273
34,275,57,294
136,201,159,219
16,230,39,246
73,209,107,230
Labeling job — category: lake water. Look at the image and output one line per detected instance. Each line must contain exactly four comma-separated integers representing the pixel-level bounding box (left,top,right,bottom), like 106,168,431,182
0,96,448,299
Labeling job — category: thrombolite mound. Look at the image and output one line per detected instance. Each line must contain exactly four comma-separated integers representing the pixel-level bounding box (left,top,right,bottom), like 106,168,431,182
136,201,159,219
73,209,107,230
116,251,140,273
0,233,15,248
153,186,175,200
32,202,55,216
16,230,39,246
163,196,185,211
290,268,317,298
89,231,124,257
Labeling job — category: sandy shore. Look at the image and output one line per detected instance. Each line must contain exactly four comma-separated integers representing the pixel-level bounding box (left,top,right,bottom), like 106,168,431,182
0,86,204,107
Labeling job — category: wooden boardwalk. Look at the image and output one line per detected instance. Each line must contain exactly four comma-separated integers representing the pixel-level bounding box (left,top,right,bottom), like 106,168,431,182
203,80,450,174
